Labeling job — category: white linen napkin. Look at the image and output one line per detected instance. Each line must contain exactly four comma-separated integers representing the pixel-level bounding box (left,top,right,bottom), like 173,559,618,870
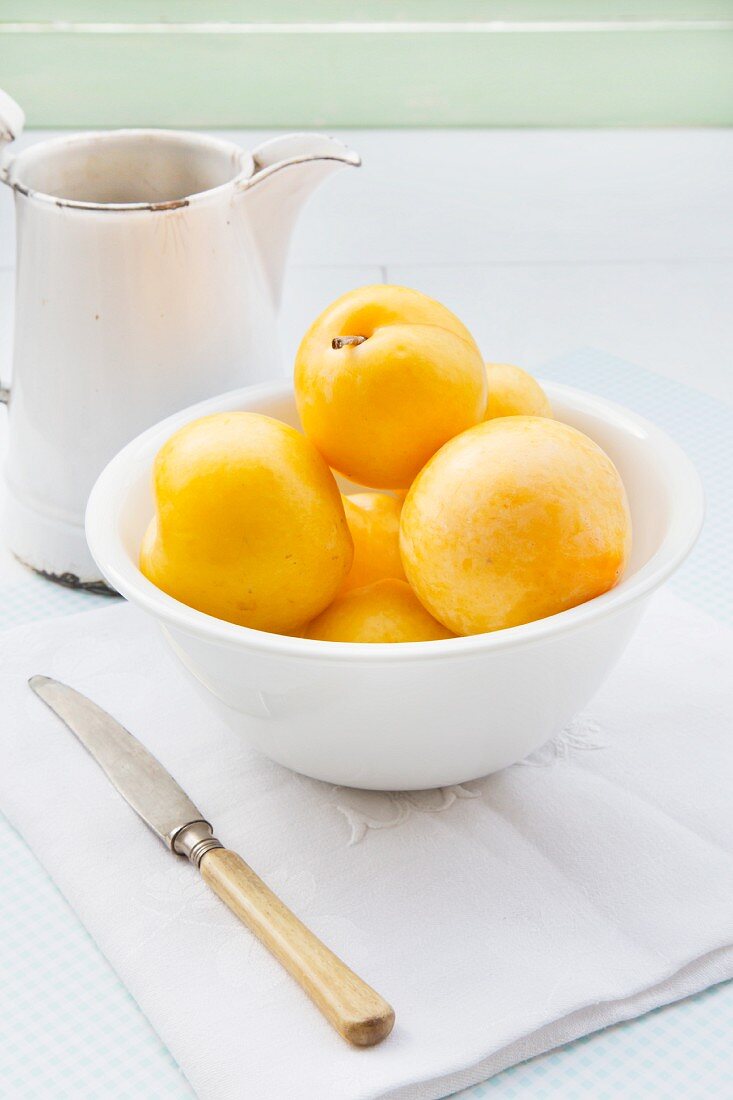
1,590,732,1100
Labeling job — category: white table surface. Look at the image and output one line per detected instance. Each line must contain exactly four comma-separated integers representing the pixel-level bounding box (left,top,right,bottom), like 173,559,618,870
1,129,732,1099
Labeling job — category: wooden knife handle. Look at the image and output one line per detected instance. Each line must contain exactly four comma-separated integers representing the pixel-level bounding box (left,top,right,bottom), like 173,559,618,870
199,847,395,1046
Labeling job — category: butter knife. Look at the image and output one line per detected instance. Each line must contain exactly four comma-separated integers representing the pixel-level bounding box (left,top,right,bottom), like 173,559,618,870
29,675,395,1047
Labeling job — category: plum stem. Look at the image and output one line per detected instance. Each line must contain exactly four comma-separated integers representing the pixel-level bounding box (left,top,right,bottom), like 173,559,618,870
332,335,367,349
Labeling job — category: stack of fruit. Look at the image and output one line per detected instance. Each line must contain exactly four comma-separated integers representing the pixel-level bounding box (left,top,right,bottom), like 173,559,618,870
140,286,631,642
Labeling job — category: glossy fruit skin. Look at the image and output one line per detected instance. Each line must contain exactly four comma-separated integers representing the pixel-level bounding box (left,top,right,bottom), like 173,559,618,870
140,412,352,633
294,285,487,489
484,362,553,419
400,417,631,636
305,578,455,643
341,492,406,593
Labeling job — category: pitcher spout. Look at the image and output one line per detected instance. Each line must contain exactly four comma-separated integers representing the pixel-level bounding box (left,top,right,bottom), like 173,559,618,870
239,134,360,307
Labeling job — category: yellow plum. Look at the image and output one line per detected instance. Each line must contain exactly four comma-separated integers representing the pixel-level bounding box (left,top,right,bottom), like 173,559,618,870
400,416,631,635
294,285,487,489
305,578,455,643
140,412,352,633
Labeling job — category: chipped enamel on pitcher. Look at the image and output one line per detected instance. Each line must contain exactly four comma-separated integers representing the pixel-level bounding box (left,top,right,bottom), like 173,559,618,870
0,89,359,587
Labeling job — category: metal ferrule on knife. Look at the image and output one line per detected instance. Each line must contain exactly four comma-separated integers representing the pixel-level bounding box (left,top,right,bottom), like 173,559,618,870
170,820,224,866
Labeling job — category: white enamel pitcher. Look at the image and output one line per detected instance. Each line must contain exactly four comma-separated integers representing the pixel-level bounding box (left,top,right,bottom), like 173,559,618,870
0,90,359,587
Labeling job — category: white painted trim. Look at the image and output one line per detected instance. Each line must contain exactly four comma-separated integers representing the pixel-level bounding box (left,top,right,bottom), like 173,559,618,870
2,20,732,35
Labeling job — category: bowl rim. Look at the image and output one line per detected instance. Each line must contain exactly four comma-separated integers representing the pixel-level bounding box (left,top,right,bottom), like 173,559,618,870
85,379,705,663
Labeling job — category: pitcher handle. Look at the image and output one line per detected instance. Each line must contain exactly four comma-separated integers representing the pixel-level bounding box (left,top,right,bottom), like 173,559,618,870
0,90,22,402
0,90,23,402
0,88,24,185
0,152,15,188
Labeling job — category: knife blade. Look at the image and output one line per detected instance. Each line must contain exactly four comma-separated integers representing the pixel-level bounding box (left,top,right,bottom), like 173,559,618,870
30,675,208,849
29,675,395,1046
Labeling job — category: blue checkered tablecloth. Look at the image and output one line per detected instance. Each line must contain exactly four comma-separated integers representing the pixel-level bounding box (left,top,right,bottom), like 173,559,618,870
1,349,731,1099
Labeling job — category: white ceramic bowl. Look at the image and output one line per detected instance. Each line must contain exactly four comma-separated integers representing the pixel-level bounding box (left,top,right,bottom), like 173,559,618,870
86,381,703,790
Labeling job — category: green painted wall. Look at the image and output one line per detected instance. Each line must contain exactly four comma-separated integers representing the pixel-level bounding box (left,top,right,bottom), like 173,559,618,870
1,3,732,127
